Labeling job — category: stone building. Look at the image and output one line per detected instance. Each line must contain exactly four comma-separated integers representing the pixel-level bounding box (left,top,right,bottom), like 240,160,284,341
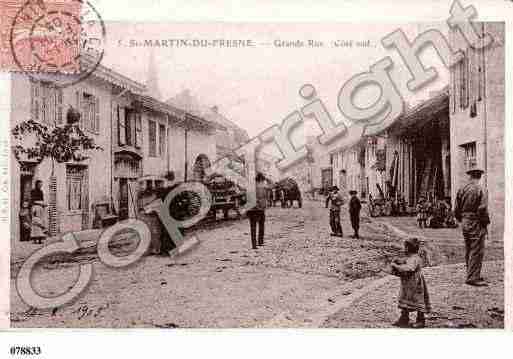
166,90,250,162
114,94,216,219
449,22,505,241
324,90,450,205
9,66,144,240
384,91,450,206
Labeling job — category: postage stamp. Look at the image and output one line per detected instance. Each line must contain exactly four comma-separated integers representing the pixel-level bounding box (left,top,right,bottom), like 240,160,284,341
6,0,105,87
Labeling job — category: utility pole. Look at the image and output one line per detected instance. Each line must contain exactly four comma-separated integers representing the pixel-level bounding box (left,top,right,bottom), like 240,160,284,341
184,124,188,182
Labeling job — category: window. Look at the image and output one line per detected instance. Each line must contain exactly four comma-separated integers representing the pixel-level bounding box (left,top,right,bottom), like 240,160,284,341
148,120,157,157
31,81,63,124
117,108,141,147
125,109,136,146
330,154,334,165
462,142,477,171
80,92,99,133
158,124,166,157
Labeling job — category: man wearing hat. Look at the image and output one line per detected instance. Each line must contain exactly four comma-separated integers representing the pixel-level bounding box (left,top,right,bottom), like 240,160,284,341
329,186,344,237
454,167,490,286
348,190,362,239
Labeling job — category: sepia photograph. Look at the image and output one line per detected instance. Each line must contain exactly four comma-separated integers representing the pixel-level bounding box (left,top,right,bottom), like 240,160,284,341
1,0,506,334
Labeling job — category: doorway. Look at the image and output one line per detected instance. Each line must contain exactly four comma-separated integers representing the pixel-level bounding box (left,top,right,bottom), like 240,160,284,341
119,178,129,220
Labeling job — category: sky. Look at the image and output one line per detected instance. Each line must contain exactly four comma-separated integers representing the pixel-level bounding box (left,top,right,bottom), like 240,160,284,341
101,22,449,146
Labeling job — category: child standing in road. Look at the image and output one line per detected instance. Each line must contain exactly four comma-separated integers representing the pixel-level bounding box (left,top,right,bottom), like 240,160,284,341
390,237,431,328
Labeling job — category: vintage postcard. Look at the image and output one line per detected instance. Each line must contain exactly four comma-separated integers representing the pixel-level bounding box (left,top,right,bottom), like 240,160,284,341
0,0,506,335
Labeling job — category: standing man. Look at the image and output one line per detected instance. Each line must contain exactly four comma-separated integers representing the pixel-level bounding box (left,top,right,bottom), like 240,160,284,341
329,186,344,237
454,168,490,287
280,188,286,208
247,173,267,249
349,190,362,239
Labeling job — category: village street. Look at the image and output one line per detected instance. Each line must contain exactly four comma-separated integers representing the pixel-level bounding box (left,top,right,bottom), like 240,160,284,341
10,199,503,328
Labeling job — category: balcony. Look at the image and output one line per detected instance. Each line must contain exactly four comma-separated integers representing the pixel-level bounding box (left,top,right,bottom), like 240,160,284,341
113,143,143,159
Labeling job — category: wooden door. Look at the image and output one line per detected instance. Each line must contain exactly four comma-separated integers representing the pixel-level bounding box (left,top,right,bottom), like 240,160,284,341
119,178,129,220
65,165,88,232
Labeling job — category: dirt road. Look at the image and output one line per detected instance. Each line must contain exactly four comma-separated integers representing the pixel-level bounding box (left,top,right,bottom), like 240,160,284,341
10,200,503,328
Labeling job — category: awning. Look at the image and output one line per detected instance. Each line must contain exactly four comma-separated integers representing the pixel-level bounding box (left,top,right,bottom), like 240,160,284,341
132,94,221,132
388,89,449,136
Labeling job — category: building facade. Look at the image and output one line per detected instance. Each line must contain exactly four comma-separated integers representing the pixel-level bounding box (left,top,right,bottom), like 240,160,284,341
317,22,504,241
449,22,505,241
166,90,250,162
9,65,217,244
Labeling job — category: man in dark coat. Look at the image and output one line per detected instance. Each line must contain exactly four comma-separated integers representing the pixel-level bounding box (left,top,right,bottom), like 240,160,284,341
454,168,489,287
349,190,362,238
247,173,268,249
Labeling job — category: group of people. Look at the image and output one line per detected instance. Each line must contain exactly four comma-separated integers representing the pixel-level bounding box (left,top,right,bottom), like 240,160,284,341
390,167,491,328
415,196,458,229
325,186,362,239
19,180,48,244
267,187,290,208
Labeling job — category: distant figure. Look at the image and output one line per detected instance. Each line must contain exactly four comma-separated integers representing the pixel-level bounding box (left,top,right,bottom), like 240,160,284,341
416,197,428,228
31,200,47,244
390,238,431,328
348,190,361,239
247,173,267,249
329,186,344,237
19,200,31,242
267,186,273,207
427,200,445,228
280,188,286,208
454,168,490,287
30,180,44,203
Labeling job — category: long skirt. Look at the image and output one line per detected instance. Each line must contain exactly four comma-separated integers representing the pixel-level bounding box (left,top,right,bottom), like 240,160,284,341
398,272,431,313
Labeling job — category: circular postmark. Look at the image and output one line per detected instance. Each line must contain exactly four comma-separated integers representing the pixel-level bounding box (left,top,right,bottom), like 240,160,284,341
9,0,106,88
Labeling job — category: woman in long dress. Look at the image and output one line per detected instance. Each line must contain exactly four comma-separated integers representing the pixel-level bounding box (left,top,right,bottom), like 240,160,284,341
30,200,47,244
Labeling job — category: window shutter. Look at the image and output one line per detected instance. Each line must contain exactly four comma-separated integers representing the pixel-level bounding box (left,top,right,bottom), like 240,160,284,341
75,89,83,127
135,113,142,148
148,120,156,157
56,88,63,125
118,105,126,146
31,81,41,120
94,96,100,133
